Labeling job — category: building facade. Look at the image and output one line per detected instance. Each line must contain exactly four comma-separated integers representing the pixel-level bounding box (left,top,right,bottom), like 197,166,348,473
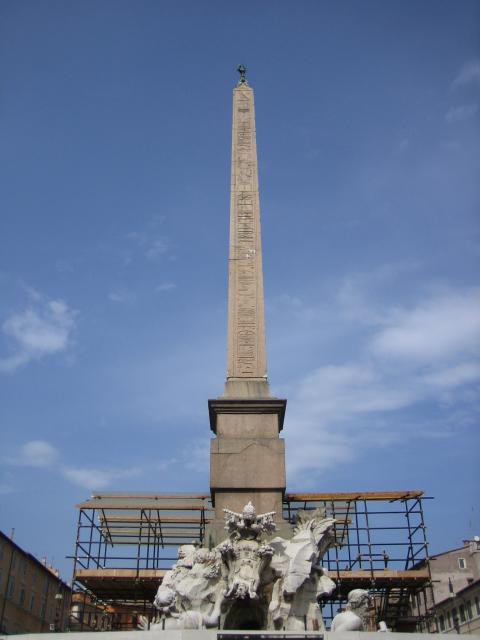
0,530,71,635
435,580,480,635
412,537,480,634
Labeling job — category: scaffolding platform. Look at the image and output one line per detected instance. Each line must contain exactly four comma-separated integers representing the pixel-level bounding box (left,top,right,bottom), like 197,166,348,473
70,491,435,632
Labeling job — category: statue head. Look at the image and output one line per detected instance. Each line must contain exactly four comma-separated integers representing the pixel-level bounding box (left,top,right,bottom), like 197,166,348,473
176,544,195,567
242,501,256,522
347,589,371,613
154,586,176,612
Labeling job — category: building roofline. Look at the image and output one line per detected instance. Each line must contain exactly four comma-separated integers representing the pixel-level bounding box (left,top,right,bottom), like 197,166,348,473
429,544,471,559
0,529,71,591
434,578,480,608
409,542,473,570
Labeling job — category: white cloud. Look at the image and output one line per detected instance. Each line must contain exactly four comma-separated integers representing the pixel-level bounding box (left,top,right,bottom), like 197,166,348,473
287,433,354,480
335,262,422,325
4,440,139,490
145,239,168,260
126,231,146,243
155,282,176,293
5,440,59,469
126,231,169,261
282,285,480,482
297,363,416,417
445,104,478,123
395,138,410,154
181,440,209,473
453,60,480,87
284,362,417,480
0,470,16,495
421,362,480,389
0,482,15,495
19,440,59,468
370,288,480,363
0,295,76,373
62,466,140,490
108,288,134,303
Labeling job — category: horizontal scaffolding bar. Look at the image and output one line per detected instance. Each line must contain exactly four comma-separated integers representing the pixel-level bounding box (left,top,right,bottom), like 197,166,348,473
285,491,425,501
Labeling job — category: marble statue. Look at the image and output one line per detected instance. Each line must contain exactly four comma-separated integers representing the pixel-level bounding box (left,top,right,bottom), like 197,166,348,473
331,588,372,632
219,501,275,601
141,502,337,631
268,509,336,631
223,501,276,541
141,544,225,630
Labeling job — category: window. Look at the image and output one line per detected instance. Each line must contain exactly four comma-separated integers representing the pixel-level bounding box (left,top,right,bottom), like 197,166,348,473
11,552,16,570
475,595,480,616
30,595,35,612
458,557,467,569
7,577,15,599
459,604,466,623
466,600,472,620
447,610,452,628
19,587,25,607
439,614,445,631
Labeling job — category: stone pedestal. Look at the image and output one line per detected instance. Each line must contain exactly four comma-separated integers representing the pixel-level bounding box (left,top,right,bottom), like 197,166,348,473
209,397,286,527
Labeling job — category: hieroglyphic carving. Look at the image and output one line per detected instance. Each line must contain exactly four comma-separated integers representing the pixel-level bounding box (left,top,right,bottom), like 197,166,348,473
227,85,267,378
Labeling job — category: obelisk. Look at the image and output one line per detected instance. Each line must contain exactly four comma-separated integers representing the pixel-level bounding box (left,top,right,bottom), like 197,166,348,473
224,64,268,398
209,67,287,527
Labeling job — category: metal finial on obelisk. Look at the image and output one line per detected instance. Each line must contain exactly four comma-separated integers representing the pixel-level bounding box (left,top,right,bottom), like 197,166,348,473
237,64,248,85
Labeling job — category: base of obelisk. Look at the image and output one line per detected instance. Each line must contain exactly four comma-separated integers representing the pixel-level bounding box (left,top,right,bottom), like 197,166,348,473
4,631,470,640
208,396,287,525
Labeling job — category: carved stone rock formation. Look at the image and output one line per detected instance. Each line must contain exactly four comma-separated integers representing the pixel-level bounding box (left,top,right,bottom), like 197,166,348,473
144,502,336,631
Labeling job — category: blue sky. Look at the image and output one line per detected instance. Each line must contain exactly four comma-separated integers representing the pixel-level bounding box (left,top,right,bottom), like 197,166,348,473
0,0,479,580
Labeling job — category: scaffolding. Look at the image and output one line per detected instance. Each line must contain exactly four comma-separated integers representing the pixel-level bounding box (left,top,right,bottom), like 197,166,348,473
285,492,435,631
70,491,435,631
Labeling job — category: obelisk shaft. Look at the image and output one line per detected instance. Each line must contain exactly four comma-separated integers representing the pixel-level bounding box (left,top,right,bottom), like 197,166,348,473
225,82,268,396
